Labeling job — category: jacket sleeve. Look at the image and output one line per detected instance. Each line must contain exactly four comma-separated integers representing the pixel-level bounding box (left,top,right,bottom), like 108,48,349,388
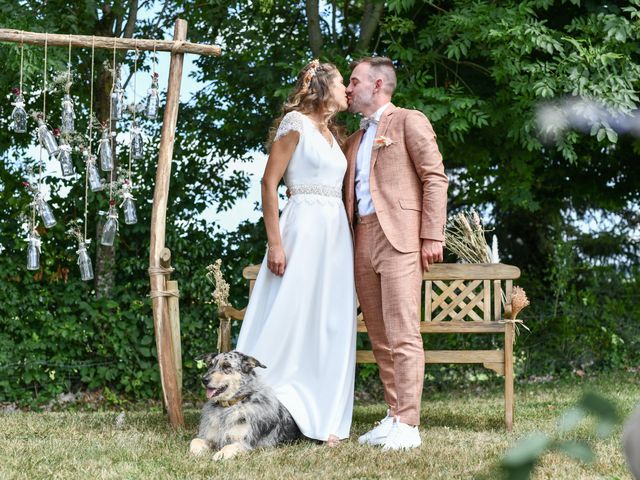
404,110,449,242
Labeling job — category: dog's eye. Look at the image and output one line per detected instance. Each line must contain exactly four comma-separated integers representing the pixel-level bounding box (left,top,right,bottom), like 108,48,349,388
221,362,231,370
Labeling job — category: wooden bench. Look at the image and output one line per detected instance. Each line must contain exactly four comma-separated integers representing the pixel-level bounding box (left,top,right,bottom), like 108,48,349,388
218,262,521,430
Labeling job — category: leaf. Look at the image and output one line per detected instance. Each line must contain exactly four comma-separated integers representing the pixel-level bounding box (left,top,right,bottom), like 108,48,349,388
554,440,595,463
503,432,551,467
558,407,585,432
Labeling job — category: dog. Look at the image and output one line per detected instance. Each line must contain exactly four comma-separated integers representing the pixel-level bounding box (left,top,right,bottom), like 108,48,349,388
189,351,301,460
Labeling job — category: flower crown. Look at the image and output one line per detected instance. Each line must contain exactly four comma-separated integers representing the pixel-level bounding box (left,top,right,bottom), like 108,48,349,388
301,59,320,92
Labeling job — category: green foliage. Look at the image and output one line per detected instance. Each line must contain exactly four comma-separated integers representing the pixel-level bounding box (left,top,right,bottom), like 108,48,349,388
0,0,639,405
501,392,621,479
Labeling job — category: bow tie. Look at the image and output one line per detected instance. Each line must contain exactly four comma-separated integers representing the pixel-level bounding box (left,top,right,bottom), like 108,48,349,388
360,116,378,131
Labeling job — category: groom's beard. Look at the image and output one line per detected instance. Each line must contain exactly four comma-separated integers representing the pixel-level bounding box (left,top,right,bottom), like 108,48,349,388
348,95,373,115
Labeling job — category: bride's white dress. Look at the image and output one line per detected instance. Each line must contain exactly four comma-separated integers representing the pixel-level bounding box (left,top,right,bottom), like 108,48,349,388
235,110,357,441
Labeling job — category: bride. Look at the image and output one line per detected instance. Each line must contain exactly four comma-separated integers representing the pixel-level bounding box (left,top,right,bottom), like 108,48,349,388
235,59,357,446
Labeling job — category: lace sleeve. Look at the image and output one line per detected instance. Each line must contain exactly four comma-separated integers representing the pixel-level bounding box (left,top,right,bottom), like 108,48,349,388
274,111,304,142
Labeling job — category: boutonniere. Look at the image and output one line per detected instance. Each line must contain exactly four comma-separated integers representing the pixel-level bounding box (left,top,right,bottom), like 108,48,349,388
373,135,396,150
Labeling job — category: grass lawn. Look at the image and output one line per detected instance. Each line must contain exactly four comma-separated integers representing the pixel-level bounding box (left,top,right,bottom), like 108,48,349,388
1,370,638,479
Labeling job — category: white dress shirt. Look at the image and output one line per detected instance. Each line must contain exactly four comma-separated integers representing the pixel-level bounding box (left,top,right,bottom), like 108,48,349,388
355,103,391,216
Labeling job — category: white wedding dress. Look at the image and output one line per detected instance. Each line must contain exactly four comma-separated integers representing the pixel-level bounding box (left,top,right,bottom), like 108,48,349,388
235,110,357,441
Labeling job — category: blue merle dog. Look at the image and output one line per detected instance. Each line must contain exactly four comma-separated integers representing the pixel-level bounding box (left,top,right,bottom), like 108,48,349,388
189,351,301,460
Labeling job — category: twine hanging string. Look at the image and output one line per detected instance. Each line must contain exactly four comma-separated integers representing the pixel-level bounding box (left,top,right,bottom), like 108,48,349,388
129,41,139,180
33,33,49,229
19,31,24,95
108,36,117,202
85,36,96,242
67,34,72,91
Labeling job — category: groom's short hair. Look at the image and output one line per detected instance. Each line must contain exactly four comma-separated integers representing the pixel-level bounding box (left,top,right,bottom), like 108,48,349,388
349,57,397,95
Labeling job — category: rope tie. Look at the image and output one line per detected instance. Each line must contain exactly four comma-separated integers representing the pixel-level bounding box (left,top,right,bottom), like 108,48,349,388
149,289,180,299
148,266,175,276
171,40,185,54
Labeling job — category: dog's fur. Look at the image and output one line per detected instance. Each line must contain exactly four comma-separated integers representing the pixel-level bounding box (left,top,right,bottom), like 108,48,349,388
189,351,301,460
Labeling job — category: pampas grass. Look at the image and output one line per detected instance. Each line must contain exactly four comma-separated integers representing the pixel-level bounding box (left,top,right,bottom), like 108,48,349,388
445,210,493,263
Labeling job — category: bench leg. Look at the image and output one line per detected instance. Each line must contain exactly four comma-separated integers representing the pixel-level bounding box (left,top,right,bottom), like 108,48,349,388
217,317,232,353
505,322,515,431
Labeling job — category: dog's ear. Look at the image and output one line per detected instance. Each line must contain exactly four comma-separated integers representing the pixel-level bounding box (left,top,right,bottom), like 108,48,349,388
241,354,266,373
195,353,218,365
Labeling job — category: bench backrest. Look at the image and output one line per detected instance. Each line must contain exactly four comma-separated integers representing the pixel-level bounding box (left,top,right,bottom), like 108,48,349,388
242,263,520,323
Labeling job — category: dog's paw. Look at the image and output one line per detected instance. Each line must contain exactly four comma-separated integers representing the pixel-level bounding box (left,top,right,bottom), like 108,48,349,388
189,438,210,456
213,443,245,461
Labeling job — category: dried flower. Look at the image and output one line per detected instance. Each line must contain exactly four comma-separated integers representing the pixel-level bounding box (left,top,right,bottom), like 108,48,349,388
206,259,230,312
373,135,396,149
445,210,496,264
510,286,530,320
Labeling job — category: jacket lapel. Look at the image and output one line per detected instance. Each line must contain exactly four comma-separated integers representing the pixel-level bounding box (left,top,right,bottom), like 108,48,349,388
370,104,397,172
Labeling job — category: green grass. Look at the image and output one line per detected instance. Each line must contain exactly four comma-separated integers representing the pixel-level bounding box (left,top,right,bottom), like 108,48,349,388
1,371,638,480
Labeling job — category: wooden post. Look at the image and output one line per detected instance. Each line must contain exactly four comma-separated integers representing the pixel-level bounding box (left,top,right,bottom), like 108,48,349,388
0,28,220,55
148,19,188,429
167,282,182,396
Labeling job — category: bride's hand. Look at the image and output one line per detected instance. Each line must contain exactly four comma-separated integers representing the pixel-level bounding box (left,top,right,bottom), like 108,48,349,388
267,245,286,276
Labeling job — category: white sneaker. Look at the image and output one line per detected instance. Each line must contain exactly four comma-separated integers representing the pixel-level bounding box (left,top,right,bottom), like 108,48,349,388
381,419,422,451
358,410,394,445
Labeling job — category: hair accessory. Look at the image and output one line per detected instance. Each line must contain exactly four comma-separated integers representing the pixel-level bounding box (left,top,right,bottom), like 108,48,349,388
302,59,320,90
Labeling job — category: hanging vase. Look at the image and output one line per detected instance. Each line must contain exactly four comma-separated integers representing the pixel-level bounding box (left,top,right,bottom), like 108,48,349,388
111,80,124,120
77,242,93,281
120,182,137,225
101,205,118,246
84,151,104,192
98,128,113,171
26,231,41,270
35,115,59,156
145,74,160,120
57,138,75,177
36,196,56,229
61,94,75,134
11,89,28,133
130,122,144,159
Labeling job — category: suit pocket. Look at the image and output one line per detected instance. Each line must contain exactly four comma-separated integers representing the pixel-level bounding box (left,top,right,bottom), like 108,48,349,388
398,199,422,211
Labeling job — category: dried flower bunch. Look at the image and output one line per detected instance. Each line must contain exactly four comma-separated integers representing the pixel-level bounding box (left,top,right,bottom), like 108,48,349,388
206,259,230,312
510,286,530,321
445,210,498,263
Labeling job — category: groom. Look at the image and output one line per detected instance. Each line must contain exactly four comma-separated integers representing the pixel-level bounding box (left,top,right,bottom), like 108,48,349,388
343,57,448,450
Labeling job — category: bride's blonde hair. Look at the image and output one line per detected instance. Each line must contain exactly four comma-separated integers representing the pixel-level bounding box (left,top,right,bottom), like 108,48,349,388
267,60,346,149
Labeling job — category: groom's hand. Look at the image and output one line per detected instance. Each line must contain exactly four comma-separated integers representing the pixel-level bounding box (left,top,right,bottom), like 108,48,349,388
421,239,443,271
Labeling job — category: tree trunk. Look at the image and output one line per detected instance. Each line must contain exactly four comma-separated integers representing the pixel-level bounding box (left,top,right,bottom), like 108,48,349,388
93,2,138,298
356,0,384,52
305,0,323,57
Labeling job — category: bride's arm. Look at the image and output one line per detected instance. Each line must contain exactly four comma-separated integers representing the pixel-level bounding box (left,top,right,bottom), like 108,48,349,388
261,131,299,276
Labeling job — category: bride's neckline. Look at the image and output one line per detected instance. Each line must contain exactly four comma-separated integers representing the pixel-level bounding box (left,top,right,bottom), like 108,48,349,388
301,113,335,148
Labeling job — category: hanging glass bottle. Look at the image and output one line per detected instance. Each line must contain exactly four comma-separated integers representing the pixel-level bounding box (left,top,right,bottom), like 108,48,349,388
111,69,124,120
120,181,137,225
57,137,75,177
61,94,75,134
11,88,28,133
36,195,57,229
145,73,160,120
101,203,118,246
26,229,41,271
98,127,114,171
83,150,104,192
130,121,144,159
77,241,94,281
35,114,59,156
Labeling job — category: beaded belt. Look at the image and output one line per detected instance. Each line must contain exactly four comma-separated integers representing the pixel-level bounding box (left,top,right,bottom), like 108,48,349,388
289,184,342,198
